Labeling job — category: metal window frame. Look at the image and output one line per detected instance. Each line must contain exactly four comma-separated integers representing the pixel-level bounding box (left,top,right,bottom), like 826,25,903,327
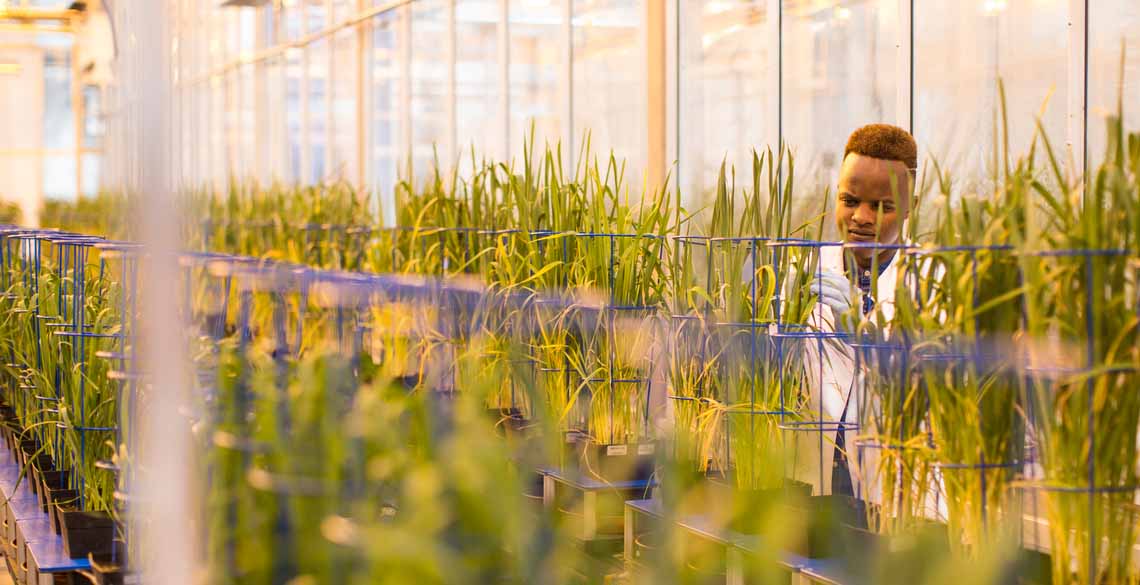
146,0,1096,207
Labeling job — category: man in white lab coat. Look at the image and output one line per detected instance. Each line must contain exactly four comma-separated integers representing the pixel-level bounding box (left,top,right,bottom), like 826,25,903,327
792,123,917,499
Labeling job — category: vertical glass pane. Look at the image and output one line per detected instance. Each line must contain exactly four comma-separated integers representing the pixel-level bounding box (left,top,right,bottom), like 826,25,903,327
783,0,898,229
286,48,304,183
284,2,304,42
198,84,210,185
267,56,290,182
307,0,327,33
43,154,76,200
1089,1,1140,166
211,76,226,185
241,63,256,181
371,10,406,224
456,0,500,163
915,1,1067,192
82,153,101,197
43,50,74,150
678,0,772,204
573,0,644,178
310,40,330,183
83,86,105,150
239,8,257,54
224,73,241,179
226,10,241,61
333,0,355,22
332,29,359,183
411,0,449,178
264,3,277,47
510,0,562,164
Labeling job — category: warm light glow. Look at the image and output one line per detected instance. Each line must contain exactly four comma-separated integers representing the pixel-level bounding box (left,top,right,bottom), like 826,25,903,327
702,24,744,50
706,1,735,14
0,62,21,76
834,7,851,20
982,0,1008,14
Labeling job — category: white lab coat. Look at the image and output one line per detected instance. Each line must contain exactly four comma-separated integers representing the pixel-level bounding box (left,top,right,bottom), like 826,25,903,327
790,244,897,499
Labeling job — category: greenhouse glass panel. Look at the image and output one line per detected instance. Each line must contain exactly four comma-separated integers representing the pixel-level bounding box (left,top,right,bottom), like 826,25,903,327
510,0,563,165
239,7,257,54
307,0,327,33
411,0,450,180
370,9,406,224
223,73,242,179
266,56,291,182
82,153,101,197
43,154,75,200
677,0,773,206
42,49,74,151
1088,1,1140,168
284,1,304,42
240,62,256,181
457,0,501,165
781,0,899,235
914,0,1068,194
573,0,644,179
309,39,331,183
333,0,355,22
332,29,359,183
286,48,305,184
210,75,226,185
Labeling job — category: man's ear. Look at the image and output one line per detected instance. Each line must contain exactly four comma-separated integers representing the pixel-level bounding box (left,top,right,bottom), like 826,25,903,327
903,172,917,219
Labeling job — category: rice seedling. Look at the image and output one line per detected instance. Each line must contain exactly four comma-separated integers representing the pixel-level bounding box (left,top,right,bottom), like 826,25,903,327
1017,98,1140,583
570,151,672,446
716,148,808,492
912,136,1028,554
851,206,933,537
56,251,123,513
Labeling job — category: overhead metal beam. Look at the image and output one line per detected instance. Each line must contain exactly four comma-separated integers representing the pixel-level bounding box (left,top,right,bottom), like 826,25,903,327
0,6,80,24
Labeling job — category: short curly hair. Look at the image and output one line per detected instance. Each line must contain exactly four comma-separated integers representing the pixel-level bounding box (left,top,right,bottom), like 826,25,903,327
844,124,917,175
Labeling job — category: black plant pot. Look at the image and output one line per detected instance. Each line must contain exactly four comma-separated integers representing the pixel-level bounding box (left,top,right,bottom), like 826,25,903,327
1011,548,1052,585
45,488,79,519
88,537,128,580
56,508,115,559
18,438,40,465
723,479,813,535
38,470,70,502
786,494,871,558
28,453,55,498
843,518,951,560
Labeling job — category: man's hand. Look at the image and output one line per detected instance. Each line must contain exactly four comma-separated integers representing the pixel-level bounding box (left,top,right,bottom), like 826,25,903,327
810,269,856,331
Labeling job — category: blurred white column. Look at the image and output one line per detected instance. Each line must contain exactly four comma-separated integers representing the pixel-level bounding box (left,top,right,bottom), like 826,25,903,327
130,0,195,582
896,0,913,133
645,0,666,191
1067,0,1088,182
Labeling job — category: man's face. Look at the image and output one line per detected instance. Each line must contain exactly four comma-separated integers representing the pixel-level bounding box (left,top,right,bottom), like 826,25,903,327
835,153,912,268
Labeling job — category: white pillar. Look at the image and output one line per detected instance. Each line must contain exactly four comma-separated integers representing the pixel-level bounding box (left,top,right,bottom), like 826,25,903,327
131,0,195,581
1066,0,1088,184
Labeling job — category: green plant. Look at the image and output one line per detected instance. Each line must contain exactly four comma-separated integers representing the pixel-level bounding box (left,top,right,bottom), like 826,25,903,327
1018,108,1140,585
